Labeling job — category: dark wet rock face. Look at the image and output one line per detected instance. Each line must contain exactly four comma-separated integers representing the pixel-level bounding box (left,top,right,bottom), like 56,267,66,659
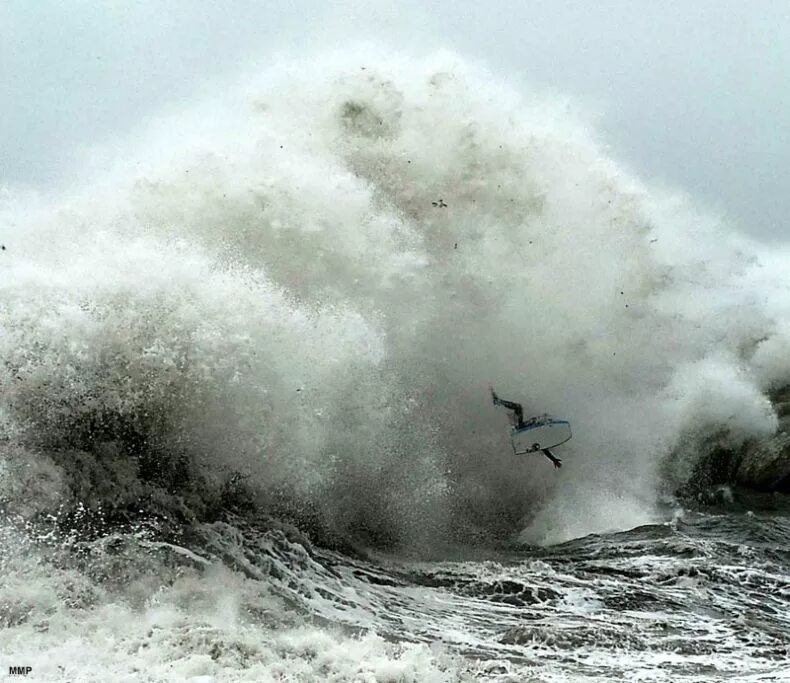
735,385,790,492
730,386,790,493
679,385,790,497
737,431,790,492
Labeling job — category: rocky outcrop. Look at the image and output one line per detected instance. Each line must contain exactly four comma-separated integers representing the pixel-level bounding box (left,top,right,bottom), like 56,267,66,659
679,386,790,496
735,430,790,492
732,385,790,492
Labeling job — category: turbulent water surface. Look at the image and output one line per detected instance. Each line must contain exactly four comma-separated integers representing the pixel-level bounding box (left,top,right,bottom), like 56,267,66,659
1,50,789,681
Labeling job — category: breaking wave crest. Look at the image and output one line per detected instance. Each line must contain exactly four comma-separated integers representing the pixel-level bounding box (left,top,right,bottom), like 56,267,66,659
2,49,789,553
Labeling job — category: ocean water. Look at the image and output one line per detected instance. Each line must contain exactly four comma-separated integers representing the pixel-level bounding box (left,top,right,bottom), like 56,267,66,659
1,50,788,681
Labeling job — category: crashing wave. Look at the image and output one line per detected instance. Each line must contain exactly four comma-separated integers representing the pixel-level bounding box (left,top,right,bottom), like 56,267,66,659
1,50,789,555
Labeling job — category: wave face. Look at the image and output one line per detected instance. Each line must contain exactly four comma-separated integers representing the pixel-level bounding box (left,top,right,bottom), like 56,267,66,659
3,48,790,682
2,49,790,549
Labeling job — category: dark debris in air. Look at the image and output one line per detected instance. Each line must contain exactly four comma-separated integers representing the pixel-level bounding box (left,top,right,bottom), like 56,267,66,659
432,199,447,208
1,245,5,251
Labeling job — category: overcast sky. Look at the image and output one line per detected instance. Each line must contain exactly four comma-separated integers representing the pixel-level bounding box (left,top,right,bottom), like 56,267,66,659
2,1,788,240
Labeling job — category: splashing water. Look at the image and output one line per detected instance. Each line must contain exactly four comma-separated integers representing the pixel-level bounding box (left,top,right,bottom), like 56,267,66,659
1,49,788,680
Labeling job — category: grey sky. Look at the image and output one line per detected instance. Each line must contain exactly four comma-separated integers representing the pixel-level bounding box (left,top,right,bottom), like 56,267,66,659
2,1,788,240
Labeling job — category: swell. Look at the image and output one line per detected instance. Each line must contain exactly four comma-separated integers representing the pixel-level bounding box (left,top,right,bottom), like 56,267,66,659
1,49,789,555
